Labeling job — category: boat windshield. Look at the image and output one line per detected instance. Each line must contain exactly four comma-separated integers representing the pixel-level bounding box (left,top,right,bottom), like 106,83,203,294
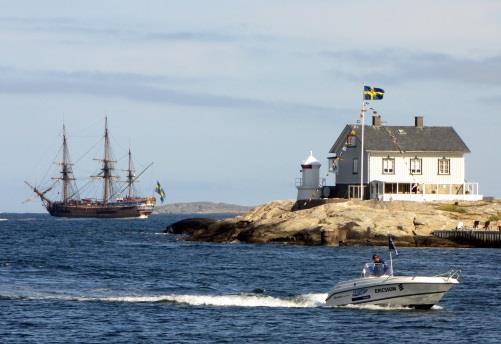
361,263,392,277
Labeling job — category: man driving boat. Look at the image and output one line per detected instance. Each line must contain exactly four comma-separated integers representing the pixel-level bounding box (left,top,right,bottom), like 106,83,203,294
370,254,389,276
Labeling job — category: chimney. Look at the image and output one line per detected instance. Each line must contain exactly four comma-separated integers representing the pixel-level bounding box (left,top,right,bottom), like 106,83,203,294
415,116,424,128
372,115,382,127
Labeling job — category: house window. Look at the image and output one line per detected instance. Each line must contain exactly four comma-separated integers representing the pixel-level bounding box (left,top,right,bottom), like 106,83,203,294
346,135,357,147
384,183,397,194
352,158,359,174
438,158,450,175
410,158,422,175
382,158,395,174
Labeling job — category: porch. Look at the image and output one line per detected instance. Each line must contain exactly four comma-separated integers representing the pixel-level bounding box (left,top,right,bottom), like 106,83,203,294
369,181,482,202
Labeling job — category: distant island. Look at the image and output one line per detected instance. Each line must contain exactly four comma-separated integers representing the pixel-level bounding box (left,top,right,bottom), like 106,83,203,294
154,201,253,215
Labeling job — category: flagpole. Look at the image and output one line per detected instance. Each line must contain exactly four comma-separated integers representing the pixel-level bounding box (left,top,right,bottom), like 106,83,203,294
387,232,393,275
360,91,366,200
389,250,393,276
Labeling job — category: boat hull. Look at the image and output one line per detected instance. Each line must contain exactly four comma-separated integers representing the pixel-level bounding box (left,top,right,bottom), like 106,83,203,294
46,201,155,219
325,276,458,308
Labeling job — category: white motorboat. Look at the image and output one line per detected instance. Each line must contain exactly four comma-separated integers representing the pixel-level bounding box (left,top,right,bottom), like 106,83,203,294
325,239,460,309
325,264,460,309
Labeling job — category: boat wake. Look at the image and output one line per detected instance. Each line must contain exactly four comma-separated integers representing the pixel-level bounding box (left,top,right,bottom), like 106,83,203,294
1,292,445,310
102,293,328,308
1,292,328,308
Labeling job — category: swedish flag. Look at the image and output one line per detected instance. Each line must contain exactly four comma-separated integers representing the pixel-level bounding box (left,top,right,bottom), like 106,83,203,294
363,86,385,100
155,181,166,203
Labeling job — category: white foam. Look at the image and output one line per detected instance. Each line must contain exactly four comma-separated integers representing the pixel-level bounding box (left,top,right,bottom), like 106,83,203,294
102,293,328,308
2,292,328,308
0,218,8,221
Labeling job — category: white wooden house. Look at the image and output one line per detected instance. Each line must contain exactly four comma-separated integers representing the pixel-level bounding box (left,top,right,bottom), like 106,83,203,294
328,116,482,201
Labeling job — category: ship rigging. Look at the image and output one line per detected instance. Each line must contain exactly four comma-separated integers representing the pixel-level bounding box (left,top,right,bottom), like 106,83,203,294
25,118,156,218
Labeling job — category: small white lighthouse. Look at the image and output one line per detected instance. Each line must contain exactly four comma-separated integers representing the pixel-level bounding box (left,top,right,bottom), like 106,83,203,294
296,151,323,200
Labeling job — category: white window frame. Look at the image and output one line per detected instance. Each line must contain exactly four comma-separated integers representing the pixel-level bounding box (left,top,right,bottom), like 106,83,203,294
438,158,450,175
382,158,395,174
410,158,422,175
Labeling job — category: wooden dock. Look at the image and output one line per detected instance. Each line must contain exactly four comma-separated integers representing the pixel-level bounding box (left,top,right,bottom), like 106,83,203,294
433,230,501,248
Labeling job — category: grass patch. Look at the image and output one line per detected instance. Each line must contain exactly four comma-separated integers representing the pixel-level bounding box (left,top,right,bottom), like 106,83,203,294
488,213,501,222
437,204,468,214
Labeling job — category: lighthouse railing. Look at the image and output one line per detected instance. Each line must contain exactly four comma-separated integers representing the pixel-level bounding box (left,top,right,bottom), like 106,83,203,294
295,178,327,188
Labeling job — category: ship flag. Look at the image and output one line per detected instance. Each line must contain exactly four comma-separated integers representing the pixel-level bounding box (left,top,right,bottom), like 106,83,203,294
388,235,398,256
363,86,385,100
155,181,166,203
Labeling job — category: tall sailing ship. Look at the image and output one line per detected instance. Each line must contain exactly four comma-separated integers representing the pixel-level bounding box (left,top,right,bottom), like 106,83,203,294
26,118,156,218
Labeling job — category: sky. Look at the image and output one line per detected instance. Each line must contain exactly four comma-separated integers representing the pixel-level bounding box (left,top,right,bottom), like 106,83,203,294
1,0,500,212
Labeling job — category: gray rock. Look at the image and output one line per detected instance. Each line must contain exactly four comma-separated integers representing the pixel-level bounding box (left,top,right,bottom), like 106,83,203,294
164,218,218,235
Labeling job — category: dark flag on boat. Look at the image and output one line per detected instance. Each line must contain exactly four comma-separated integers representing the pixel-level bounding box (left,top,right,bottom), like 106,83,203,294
155,181,166,203
363,86,385,100
388,235,398,255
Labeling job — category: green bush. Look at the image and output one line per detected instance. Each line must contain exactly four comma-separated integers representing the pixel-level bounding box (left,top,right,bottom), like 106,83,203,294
488,213,501,222
437,204,467,214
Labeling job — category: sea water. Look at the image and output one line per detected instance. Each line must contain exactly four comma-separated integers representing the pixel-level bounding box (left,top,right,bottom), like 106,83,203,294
1,213,500,343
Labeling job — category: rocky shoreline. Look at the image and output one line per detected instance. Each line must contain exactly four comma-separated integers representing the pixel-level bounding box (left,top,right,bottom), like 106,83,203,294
164,199,501,248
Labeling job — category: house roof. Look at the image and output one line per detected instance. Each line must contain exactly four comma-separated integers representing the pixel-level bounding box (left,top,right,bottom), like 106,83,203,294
329,125,471,154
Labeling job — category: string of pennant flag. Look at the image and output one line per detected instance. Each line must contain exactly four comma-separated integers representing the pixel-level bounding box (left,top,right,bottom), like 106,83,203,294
331,85,385,172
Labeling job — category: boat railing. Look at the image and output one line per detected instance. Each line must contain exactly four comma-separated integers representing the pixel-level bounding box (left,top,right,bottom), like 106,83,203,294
361,263,392,278
434,268,461,280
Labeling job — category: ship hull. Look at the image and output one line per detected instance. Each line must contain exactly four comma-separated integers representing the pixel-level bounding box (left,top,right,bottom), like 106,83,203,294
46,201,155,219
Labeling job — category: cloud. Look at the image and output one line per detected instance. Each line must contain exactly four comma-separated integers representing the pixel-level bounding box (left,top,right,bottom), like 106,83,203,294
0,68,339,116
0,16,273,43
476,95,501,106
320,49,501,85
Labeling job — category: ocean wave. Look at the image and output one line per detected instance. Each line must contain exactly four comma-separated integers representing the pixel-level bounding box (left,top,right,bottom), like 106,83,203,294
16,218,38,222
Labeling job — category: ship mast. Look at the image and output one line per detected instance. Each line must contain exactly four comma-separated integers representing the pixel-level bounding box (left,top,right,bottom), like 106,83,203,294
62,125,71,203
92,117,117,204
126,148,135,198
101,117,114,204
53,124,75,204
